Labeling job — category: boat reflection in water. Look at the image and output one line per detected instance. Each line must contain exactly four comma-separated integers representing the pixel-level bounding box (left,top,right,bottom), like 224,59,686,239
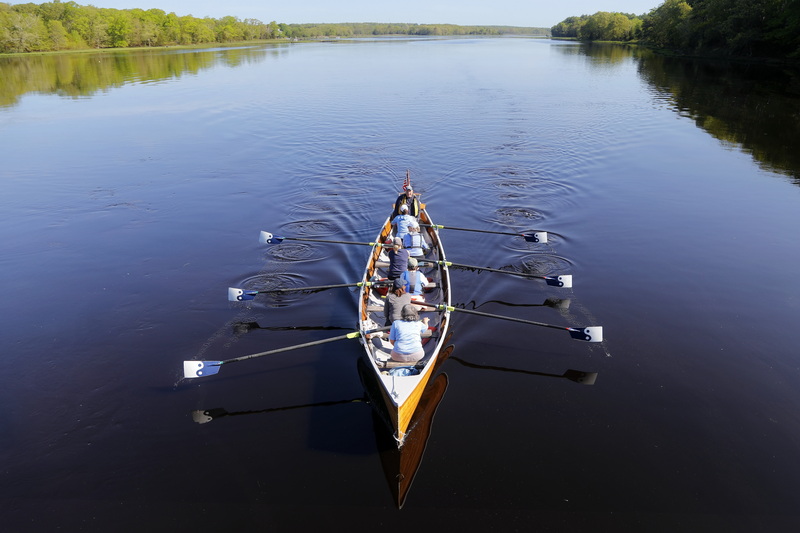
190,337,596,508
358,344,455,509
358,333,599,507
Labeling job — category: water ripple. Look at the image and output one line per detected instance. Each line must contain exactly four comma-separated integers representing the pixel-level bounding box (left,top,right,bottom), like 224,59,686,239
266,243,326,263
281,220,339,236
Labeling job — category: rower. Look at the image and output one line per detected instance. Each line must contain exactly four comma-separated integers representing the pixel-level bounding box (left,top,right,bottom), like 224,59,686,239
401,257,428,303
387,237,409,280
384,279,412,326
403,224,429,258
391,204,417,240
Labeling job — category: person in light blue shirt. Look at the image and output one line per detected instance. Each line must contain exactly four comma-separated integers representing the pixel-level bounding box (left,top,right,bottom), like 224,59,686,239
402,225,429,258
388,304,429,363
391,204,418,240
400,257,428,301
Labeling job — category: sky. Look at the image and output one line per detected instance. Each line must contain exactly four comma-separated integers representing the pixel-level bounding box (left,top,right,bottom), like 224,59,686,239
44,1,662,28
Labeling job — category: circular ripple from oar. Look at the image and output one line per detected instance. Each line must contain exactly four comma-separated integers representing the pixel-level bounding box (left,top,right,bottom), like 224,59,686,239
493,206,546,226
236,273,307,308
240,273,299,292
266,243,325,263
518,255,573,276
282,220,339,235
289,202,340,214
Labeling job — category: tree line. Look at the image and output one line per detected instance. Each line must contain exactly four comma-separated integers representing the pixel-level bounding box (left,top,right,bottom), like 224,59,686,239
0,1,548,54
0,1,281,52
0,45,270,106
282,22,547,38
551,0,800,61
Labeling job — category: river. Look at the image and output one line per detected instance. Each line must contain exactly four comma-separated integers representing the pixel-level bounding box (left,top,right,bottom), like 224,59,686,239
2,37,800,531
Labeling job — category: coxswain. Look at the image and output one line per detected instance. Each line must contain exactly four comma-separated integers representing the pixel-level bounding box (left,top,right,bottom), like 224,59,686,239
393,184,420,218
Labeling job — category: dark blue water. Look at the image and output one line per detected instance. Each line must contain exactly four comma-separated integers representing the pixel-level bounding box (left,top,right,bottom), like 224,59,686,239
2,38,800,531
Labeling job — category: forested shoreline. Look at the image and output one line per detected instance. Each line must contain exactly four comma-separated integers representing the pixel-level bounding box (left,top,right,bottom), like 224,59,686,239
3,0,796,63
552,0,800,62
0,1,547,54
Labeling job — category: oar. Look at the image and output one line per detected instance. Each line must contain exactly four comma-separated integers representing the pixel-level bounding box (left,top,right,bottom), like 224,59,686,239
232,322,352,334
259,231,388,247
421,223,548,243
420,260,572,288
421,304,602,342
450,356,597,385
191,397,366,424
183,326,389,378
468,298,571,311
228,280,389,301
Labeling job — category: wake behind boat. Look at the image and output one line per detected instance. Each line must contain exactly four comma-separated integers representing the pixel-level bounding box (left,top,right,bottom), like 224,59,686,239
357,206,451,447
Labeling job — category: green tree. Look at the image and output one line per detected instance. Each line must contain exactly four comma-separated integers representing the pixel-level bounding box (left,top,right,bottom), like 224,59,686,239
643,0,693,48
3,11,47,52
160,11,180,44
47,18,68,49
107,10,131,47
266,20,280,39
215,16,243,42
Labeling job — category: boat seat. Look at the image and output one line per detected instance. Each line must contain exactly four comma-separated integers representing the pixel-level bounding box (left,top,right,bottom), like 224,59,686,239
368,329,433,342
371,281,438,289
381,360,419,369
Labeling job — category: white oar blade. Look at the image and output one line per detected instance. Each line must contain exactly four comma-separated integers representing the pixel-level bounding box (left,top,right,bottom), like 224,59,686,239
191,410,214,424
259,231,283,244
228,287,256,301
183,360,222,378
191,408,227,423
545,274,572,288
568,326,603,342
524,231,548,243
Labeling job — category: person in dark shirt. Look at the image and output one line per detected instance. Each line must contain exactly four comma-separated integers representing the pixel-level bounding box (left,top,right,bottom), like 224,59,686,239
393,185,420,218
387,237,409,280
384,279,412,326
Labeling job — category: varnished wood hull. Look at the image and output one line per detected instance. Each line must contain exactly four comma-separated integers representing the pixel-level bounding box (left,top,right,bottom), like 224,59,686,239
357,208,451,447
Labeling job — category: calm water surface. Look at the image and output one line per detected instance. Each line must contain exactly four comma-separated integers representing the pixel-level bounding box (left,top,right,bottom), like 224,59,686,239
2,38,800,531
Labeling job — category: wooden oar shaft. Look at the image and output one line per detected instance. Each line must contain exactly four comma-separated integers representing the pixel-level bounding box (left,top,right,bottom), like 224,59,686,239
221,327,390,366
445,306,567,331
421,260,546,280
283,236,378,246
420,223,523,237
260,282,385,293
414,303,599,341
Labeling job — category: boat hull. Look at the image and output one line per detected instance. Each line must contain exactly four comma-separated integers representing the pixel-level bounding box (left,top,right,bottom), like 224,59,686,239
357,208,451,446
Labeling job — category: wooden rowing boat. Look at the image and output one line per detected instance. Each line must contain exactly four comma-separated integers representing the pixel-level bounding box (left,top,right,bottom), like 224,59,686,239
357,206,451,447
